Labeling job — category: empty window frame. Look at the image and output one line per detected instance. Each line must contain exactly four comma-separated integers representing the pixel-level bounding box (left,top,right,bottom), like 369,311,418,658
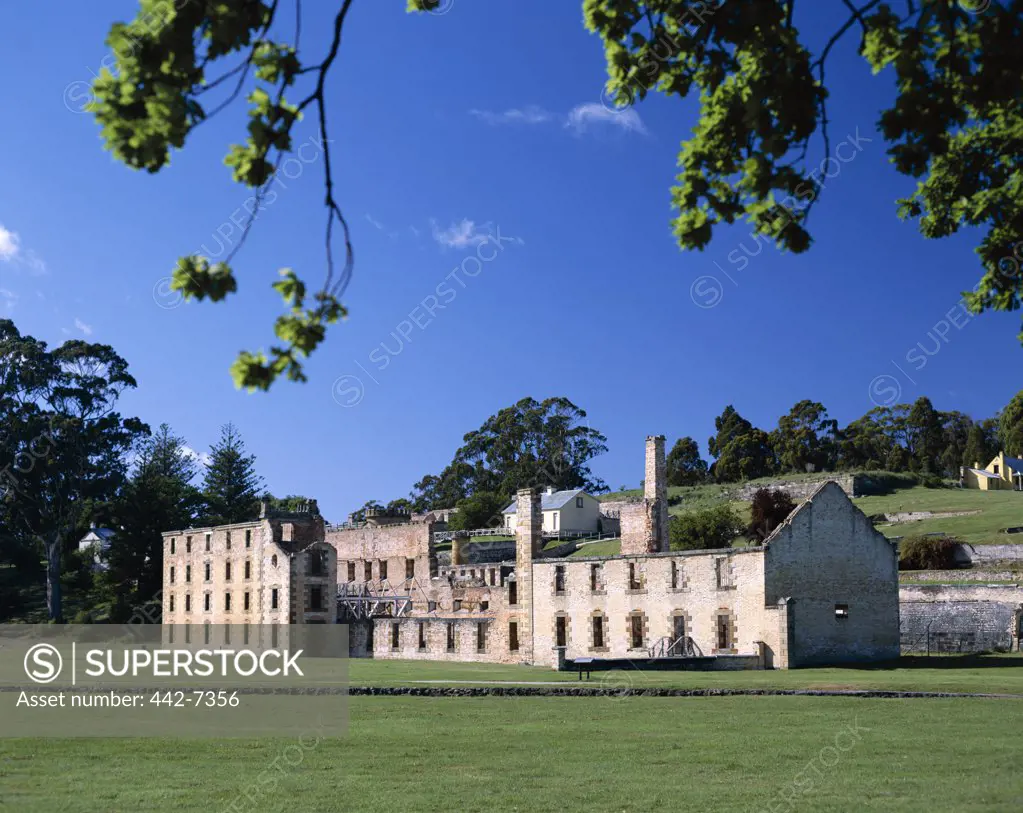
630,614,644,649
555,615,568,648
716,613,732,650
628,562,641,591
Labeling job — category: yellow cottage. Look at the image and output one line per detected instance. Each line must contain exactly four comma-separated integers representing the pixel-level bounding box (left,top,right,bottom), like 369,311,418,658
961,452,1023,491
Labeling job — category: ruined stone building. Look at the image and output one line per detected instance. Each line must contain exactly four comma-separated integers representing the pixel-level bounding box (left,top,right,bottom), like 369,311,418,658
161,438,900,669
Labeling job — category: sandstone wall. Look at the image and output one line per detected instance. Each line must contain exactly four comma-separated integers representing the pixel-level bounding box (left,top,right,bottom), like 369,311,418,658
899,583,1022,652
763,483,900,666
162,519,296,629
327,522,436,586
529,548,768,668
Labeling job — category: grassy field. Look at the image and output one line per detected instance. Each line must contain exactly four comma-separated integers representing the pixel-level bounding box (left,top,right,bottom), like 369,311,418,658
855,487,1022,546
2,695,1021,811
345,653,1023,695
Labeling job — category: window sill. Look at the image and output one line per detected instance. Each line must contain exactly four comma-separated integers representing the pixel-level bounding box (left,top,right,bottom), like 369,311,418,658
590,589,606,596
626,588,647,595
589,647,610,653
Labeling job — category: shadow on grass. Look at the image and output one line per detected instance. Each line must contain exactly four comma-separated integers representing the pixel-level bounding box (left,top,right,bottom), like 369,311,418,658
835,653,1023,672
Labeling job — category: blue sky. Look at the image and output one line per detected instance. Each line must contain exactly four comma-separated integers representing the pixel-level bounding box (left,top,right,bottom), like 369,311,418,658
0,1,1018,521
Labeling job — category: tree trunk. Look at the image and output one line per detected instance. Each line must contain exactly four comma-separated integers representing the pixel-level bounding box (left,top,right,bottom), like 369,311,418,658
45,537,62,622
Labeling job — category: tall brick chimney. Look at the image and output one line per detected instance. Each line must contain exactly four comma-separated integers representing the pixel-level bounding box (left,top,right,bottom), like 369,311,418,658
645,435,668,552
514,487,541,663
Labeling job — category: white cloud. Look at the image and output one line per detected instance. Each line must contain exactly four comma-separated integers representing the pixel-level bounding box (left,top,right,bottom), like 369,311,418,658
430,218,494,249
469,106,555,126
0,225,20,260
74,318,93,336
0,288,16,313
565,102,648,136
365,213,385,231
0,223,47,274
182,445,213,467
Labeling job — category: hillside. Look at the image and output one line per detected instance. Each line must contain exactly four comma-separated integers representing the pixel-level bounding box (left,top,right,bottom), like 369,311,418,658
600,473,1023,546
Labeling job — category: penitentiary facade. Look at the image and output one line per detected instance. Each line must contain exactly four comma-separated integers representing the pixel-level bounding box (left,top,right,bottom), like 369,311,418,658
161,438,900,669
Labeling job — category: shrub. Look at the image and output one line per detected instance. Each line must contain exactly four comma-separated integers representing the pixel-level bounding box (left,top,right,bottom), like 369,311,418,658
447,491,507,531
898,534,960,570
669,505,744,551
747,488,796,542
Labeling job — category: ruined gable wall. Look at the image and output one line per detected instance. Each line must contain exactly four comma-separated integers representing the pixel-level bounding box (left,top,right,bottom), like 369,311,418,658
764,483,900,666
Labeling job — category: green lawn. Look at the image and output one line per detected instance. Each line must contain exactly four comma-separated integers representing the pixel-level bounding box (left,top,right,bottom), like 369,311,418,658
346,654,1023,695
568,537,621,557
3,695,1021,811
855,487,1023,545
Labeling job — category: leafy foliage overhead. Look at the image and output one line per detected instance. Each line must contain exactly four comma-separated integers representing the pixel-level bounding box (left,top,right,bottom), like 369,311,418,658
91,1,1023,389
585,0,1023,339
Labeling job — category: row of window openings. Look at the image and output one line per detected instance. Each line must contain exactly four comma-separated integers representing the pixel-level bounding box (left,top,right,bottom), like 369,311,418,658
169,529,253,554
543,561,694,598
171,588,283,613
448,568,502,586
167,624,282,647
170,561,255,583
343,559,416,582
393,622,489,654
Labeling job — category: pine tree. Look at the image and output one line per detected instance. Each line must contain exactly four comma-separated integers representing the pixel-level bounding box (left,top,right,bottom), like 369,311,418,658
105,424,203,615
201,423,264,526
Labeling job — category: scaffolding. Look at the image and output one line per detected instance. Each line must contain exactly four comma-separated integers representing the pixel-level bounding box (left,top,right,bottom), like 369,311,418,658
336,578,421,620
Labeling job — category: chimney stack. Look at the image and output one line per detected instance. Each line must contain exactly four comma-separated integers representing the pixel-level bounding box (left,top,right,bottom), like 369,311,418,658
513,487,541,663
645,435,668,552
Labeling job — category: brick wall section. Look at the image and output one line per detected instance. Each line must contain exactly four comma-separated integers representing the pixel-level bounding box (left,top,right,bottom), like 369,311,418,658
899,584,1023,651
763,482,900,666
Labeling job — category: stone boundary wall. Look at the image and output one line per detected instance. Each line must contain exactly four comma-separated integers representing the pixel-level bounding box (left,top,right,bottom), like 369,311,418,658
899,584,1023,652
900,570,1021,583
4,686,1013,699
338,687,1013,698
882,510,981,524
437,539,516,567
733,474,858,502
952,544,1023,564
